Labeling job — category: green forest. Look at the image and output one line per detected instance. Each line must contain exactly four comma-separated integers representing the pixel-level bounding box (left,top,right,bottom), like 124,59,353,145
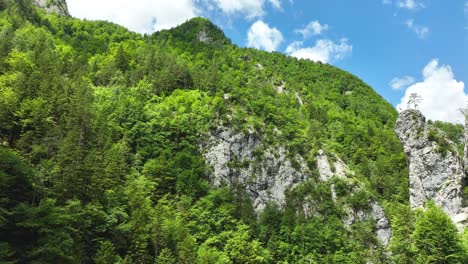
0,1,466,263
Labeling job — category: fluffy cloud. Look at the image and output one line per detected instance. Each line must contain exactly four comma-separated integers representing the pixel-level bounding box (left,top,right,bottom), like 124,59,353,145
285,39,352,63
295,21,329,38
390,76,416,90
396,59,467,123
67,0,285,33
67,0,198,33
406,19,429,39
205,0,282,19
247,20,283,51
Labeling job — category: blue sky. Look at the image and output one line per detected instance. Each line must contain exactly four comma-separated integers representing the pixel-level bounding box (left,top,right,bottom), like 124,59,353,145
67,0,468,123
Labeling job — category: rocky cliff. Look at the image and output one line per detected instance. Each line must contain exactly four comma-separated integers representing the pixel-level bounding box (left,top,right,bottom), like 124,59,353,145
33,0,69,16
202,128,392,247
395,109,468,229
202,127,309,212
316,149,391,247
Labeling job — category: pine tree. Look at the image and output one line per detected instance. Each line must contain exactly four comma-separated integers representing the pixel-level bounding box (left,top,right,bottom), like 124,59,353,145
94,241,122,264
413,202,467,263
389,204,416,263
156,248,176,264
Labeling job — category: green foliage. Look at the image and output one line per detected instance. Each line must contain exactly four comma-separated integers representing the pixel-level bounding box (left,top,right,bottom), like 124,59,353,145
0,147,35,263
432,120,464,155
156,248,177,264
0,3,447,262
462,228,468,255
154,17,231,48
388,203,416,263
389,203,468,264
94,241,122,264
0,147,35,208
428,128,452,156
413,202,467,263
197,244,231,264
0,0,7,11
223,224,271,263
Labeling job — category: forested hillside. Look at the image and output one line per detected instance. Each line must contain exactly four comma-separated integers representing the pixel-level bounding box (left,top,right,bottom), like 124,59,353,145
0,1,466,263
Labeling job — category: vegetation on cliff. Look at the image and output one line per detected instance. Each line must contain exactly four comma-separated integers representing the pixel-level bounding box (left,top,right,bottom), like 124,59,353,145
0,1,466,263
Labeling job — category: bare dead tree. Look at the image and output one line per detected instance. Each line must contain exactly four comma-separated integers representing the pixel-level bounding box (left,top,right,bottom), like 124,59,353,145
408,93,422,110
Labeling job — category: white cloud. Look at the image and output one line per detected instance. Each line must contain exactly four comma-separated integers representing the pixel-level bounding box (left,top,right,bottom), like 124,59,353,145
247,20,283,51
383,0,424,10
406,19,429,39
67,0,199,33
285,39,352,63
397,59,467,123
208,0,264,18
397,0,424,10
268,0,282,10
295,21,329,38
390,76,416,90
206,0,282,19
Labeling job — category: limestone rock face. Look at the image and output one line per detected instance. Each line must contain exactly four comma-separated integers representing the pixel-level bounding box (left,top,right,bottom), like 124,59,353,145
341,202,391,247
202,128,309,212
395,109,467,229
197,30,209,43
317,150,391,247
317,150,334,182
34,0,69,16
317,149,353,181
202,128,393,246
371,202,392,247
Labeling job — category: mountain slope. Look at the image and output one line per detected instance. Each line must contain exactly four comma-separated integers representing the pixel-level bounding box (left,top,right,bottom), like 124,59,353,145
0,1,466,263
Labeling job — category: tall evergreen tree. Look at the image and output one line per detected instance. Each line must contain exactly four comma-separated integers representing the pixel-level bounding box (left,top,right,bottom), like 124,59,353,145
413,202,467,263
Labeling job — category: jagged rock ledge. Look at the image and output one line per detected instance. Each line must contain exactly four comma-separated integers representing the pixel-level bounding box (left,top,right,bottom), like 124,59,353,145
395,109,467,229
201,127,309,212
316,149,391,247
201,127,392,247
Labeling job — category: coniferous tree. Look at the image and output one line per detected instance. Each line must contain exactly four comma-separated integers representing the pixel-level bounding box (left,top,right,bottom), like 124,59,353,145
389,204,416,264
413,202,466,263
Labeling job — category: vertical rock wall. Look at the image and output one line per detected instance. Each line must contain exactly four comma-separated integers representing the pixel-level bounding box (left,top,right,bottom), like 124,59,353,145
316,149,391,247
202,128,393,246
395,109,467,229
202,127,309,212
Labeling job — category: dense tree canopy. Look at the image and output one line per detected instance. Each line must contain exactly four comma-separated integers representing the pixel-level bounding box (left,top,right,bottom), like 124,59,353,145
0,1,466,263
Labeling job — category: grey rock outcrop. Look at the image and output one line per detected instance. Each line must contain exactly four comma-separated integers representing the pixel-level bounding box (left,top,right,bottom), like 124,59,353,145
371,202,392,247
202,127,309,212
395,109,467,229
197,30,209,43
317,150,334,182
317,149,353,181
202,128,393,246
34,0,69,16
341,202,392,247
317,150,391,247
